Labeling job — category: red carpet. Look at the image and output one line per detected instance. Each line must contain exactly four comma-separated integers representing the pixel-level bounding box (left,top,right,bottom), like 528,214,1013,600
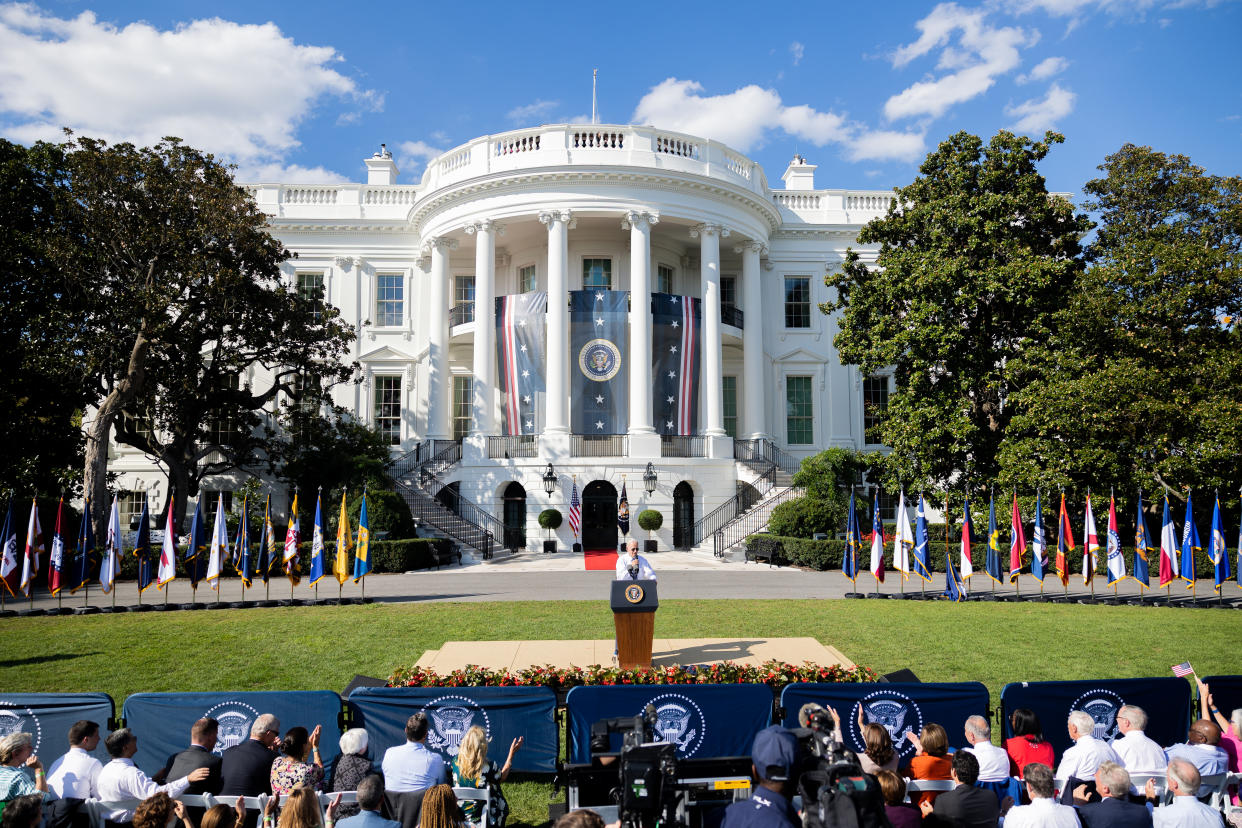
583,549,617,571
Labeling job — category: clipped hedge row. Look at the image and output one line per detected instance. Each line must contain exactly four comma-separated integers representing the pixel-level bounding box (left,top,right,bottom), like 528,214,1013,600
746,533,1226,578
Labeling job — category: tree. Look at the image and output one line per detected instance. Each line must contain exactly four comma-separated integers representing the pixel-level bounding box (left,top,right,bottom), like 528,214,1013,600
271,406,392,523
50,134,352,533
768,448,865,538
824,131,1090,493
998,144,1242,501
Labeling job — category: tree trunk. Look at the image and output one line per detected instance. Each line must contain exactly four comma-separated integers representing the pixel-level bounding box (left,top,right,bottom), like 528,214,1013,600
165,451,194,533
82,332,150,541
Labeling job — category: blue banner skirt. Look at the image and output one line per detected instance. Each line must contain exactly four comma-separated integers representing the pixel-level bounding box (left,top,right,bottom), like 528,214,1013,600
1000,677,1192,758
122,691,343,777
566,684,773,764
0,692,115,766
348,686,557,774
779,682,989,764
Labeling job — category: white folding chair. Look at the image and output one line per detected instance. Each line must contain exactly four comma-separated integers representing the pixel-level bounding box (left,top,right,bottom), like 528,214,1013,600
79,799,110,828
1129,773,1169,804
453,786,490,828
1197,773,1228,810
904,779,955,803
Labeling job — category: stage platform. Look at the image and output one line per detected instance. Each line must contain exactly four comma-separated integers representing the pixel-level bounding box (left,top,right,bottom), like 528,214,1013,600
414,637,854,672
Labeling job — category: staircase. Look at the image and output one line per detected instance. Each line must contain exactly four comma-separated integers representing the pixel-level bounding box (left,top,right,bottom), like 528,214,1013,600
693,438,802,557
386,440,502,560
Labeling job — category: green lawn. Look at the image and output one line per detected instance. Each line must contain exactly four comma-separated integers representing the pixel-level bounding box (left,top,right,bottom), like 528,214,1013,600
1,600,1232,825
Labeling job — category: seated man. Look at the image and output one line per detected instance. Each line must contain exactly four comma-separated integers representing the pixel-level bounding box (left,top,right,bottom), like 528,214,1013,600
1113,706,1168,777
721,726,800,828
920,751,1000,828
337,774,400,828
45,720,103,800
95,728,210,823
615,540,656,580
1074,762,1152,828
382,713,447,793
1146,759,1224,828
156,717,223,794
1057,711,1122,786
220,713,281,796
962,715,1010,783
1164,720,1228,777
1004,763,1081,828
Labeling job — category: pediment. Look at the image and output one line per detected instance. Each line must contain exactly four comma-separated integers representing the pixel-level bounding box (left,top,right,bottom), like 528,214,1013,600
772,347,825,363
359,344,421,363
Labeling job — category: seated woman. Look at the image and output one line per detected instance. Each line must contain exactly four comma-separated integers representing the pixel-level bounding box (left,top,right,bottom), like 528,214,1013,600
859,723,900,776
1005,708,1054,779
0,734,47,807
272,726,325,795
132,793,193,828
875,770,921,828
902,723,952,809
419,784,463,828
331,728,373,820
266,786,341,828
449,727,522,826
201,797,247,828
1,794,46,828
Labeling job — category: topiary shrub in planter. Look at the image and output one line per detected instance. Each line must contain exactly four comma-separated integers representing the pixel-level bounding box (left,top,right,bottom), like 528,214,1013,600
538,509,562,553
637,509,663,553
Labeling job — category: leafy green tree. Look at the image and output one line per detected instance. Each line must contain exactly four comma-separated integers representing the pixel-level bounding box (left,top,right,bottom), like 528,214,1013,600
824,131,1089,493
999,144,1242,502
768,448,866,538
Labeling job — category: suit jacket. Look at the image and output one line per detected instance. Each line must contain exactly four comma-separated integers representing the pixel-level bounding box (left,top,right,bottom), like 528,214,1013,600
220,739,278,796
1077,797,1155,828
166,745,224,795
927,783,1001,828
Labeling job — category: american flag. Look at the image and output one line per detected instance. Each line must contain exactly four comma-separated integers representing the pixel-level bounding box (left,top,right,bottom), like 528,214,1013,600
496,292,547,435
1171,661,1195,678
653,294,701,434
568,480,581,539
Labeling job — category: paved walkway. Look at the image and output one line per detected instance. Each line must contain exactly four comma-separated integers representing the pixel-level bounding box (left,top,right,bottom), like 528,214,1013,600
7,548,1238,612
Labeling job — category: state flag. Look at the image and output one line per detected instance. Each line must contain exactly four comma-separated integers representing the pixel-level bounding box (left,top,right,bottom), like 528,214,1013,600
892,490,913,579
133,494,153,593
334,490,351,586
1009,493,1027,583
960,495,975,580
1106,493,1126,585
352,492,371,583
308,492,326,586
1083,494,1100,586
158,496,177,588
1133,493,1151,588
48,498,66,596
20,498,43,596
911,495,932,582
1158,495,1177,587
100,494,122,594
1030,492,1047,583
1056,493,1074,588
869,494,885,583
0,497,19,596
1179,492,1200,587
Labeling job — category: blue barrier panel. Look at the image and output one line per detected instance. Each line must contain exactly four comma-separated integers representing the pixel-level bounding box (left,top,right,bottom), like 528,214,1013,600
1000,677,1192,759
779,682,990,763
0,693,115,765
348,687,557,774
565,684,773,764
1202,675,1242,725
122,692,343,777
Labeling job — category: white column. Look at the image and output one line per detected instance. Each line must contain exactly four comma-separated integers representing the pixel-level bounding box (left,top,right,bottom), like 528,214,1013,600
692,223,729,443
625,211,658,446
466,220,501,439
737,240,767,439
426,235,457,440
539,210,572,436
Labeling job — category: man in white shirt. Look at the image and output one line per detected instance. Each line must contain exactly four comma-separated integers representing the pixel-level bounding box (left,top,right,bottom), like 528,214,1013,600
381,713,447,793
45,720,104,800
96,728,210,822
1113,706,1169,774
615,540,656,580
962,715,1010,783
1005,763,1081,828
1147,759,1224,828
1056,711,1122,785
1164,720,1229,778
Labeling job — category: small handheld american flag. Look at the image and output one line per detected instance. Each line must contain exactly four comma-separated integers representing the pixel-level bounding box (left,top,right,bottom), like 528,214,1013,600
1171,661,1195,678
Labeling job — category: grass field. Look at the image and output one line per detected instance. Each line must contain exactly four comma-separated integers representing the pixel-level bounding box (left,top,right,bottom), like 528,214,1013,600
1,599,1233,825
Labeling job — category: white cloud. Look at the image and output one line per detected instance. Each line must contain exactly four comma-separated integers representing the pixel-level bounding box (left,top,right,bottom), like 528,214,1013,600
506,98,559,124
846,129,927,162
0,4,376,168
395,139,445,176
232,162,351,184
1005,82,1077,132
1016,55,1069,83
884,3,1036,121
789,41,805,65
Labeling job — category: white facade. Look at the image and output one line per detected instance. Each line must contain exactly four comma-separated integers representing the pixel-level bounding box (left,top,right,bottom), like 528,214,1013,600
109,125,893,553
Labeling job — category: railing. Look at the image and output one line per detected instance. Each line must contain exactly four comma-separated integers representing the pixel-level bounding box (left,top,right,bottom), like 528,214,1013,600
693,465,776,545
714,486,805,557
386,439,502,559
392,477,494,560
656,135,699,159
419,440,463,482
660,435,706,458
573,130,625,149
494,133,541,156
362,187,416,206
449,303,475,327
488,435,537,458
283,187,339,205
734,437,800,475
845,194,893,212
720,304,744,329
571,435,628,456
774,192,821,210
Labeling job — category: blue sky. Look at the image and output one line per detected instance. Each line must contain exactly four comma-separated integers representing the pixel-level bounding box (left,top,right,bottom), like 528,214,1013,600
1,0,1238,199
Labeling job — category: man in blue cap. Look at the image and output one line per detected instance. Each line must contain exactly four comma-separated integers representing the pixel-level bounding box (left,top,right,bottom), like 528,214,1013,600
722,726,800,828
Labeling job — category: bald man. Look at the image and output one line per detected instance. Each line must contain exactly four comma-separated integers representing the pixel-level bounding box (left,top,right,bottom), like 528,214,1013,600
1164,720,1228,777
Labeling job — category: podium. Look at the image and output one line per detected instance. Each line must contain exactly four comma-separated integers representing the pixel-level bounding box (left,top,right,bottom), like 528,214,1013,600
611,579,658,669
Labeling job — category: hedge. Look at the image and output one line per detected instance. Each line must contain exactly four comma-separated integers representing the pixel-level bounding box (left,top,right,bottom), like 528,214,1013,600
745,533,1226,578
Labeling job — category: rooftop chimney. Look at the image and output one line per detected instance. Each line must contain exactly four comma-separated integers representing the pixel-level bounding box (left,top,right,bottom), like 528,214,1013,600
365,143,399,185
781,154,816,191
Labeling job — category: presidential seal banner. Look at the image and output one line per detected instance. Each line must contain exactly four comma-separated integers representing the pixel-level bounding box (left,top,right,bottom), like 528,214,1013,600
651,294,701,434
571,290,628,434
495,292,547,435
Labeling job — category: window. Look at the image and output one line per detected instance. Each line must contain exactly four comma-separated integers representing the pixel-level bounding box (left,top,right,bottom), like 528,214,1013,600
784,276,810,328
657,264,674,294
455,275,475,308
863,375,890,444
123,402,155,444
200,490,233,516
297,272,325,321
453,376,473,441
518,264,537,293
117,490,146,531
583,258,612,290
375,274,404,327
723,376,738,438
721,275,737,312
786,376,813,445
374,375,402,446
866,489,899,522
209,374,240,447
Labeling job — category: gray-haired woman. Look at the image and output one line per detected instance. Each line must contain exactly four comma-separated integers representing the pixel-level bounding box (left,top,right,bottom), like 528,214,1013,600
330,728,373,819
0,733,47,805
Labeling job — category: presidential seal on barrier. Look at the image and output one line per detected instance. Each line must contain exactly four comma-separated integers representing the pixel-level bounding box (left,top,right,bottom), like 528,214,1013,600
624,583,645,604
579,339,621,382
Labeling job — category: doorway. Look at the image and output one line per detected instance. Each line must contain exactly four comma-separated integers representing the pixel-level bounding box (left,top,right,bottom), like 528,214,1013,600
502,482,526,551
673,481,695,549
582,480,618,550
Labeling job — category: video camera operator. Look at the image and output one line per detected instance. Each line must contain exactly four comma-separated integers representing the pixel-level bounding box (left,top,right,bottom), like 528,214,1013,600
721,726,801,828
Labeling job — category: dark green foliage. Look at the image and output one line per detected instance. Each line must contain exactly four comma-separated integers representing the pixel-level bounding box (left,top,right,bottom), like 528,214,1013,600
767,496,838,538
637,509,663,532
275,413,392,507
347,488,417,540
538,509,562,530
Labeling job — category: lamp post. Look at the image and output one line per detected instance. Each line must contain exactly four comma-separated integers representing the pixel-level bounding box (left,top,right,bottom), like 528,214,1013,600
542,463,557,497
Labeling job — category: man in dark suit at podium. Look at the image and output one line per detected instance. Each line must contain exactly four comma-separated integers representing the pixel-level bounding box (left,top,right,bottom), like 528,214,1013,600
616,540,656,580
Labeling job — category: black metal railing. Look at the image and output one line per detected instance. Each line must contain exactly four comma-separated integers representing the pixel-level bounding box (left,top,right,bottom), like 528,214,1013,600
660,435,706,457
449,302,475,327
720,304,744,329
488,435,538,458
393,478,494,559
571,434,628,456
734,437,800,474
693,465,776,544
713,486,805,557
